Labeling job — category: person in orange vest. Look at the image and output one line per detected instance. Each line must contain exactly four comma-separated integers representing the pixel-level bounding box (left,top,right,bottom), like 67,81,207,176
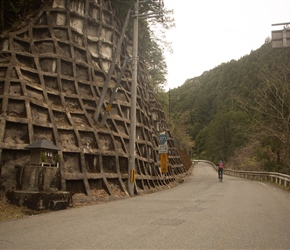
218,160,224,181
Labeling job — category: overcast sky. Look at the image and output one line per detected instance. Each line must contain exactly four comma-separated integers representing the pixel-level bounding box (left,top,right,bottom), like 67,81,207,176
163,0,290,90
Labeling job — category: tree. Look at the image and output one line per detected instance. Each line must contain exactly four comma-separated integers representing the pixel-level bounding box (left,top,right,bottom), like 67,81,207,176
0,0,43,33
170,111,195,156
228,44,290,173
242,61,290,173
111,0,174,92
204,110,251,163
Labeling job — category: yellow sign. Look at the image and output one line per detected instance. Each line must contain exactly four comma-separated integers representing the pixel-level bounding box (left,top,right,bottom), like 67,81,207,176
160,153,168,173
130,169,135,183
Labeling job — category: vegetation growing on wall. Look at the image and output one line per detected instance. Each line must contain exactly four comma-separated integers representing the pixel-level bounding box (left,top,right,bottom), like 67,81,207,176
0,0,187,198
111,0,174,93
0,0,172,95
0,0,44,33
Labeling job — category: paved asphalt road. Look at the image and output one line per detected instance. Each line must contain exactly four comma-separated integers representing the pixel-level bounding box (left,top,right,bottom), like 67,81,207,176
1,162,290,249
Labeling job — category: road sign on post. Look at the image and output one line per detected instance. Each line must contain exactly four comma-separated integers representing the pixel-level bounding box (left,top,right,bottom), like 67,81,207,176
158,144,168,154
160,153,168,173
158,134,168,172
158,134,168,145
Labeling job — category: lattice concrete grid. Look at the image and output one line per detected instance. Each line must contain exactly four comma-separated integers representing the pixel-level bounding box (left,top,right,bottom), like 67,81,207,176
0,0,186,202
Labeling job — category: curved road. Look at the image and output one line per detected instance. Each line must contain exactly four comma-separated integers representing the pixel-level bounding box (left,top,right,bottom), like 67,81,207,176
1,162,290,249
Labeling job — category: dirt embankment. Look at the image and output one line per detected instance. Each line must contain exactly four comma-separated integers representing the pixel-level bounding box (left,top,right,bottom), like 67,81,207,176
177,149,192,171
0,194,45,222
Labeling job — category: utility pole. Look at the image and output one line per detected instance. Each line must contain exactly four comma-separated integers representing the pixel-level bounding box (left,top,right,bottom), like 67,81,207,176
128,0,163,195
128,0,139,196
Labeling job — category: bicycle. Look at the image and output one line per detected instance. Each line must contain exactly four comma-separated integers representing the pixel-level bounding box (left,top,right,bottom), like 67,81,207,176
218,168,223,182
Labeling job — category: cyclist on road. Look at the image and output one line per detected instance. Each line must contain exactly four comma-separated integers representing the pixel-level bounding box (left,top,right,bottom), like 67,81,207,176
218,160,224,181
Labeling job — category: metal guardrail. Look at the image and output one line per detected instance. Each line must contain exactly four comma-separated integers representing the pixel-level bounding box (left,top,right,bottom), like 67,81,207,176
224,169,290,190
193,160,290,190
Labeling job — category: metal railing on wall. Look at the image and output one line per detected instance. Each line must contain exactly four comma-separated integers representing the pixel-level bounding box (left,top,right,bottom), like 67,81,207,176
194,160,290,190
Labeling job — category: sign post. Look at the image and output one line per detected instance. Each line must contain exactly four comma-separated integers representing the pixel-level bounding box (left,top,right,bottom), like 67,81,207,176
158,134,168,173
160,153,168,173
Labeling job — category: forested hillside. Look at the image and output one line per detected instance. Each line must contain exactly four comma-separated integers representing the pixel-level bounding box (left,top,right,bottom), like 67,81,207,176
169,42,290,174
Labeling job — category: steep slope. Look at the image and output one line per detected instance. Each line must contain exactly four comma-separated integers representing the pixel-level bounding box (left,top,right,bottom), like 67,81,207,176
0,0,186,201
